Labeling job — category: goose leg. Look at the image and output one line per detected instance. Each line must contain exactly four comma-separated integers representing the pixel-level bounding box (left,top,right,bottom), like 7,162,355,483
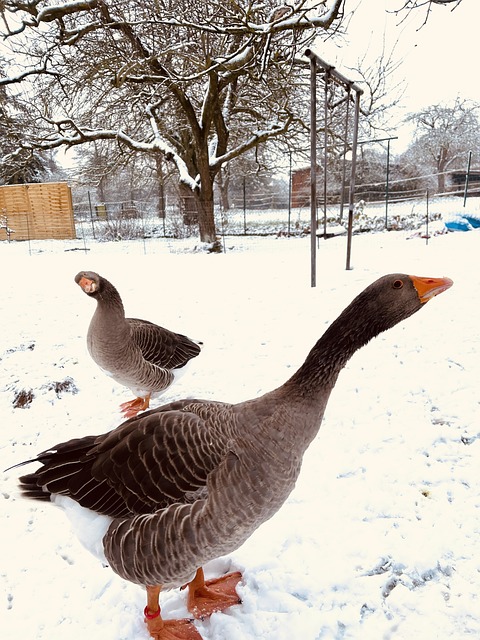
144,585,202,640
186,568,242,620
120,394,151,418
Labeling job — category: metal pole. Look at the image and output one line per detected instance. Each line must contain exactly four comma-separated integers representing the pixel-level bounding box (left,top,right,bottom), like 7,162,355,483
345,90,361,271
304,48,363,275
243,177,247,234
87,191,96,239
163,194,167,236
288,151,292,236
310,56,317,287
385,138,391,229
463,150,472,207
304,49,363,94
323,71,329,238
426,189,429,246
356,136,397,229
339,88,351,224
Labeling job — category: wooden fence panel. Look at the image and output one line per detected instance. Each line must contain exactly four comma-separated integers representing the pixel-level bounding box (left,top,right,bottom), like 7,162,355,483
0,182,75,241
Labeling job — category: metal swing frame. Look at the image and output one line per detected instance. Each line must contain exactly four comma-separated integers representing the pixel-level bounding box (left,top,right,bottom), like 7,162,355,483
305,49,363,285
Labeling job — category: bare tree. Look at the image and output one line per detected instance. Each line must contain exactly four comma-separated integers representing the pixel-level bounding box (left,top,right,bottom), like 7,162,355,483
0,0,346,245
396,0,463,7
0,0,466,243
0,62,57,184
404,98,480,193
392,0,464,29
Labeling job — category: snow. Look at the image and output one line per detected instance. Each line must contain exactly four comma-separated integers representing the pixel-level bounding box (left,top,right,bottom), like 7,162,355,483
1,223,479,640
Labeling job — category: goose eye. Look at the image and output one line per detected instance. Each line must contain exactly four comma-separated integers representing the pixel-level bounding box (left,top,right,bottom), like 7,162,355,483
392,279,404,290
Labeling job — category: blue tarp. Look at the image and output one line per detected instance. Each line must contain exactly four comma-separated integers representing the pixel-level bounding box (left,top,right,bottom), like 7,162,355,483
445,217,473,232
464,216,480,229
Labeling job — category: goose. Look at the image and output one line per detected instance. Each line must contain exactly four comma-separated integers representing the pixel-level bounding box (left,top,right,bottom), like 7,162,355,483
75,270,202,418
10,274,452,640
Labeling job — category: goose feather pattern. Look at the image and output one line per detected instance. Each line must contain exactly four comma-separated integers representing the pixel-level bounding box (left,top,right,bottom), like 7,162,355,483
75,270,202,417
12,273,453,637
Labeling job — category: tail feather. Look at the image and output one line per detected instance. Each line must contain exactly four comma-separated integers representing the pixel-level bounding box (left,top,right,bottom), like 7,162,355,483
7,435,100,503
18,472,52,501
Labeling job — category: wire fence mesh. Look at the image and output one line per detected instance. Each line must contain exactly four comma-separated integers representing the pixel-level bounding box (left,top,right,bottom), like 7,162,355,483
1,168,479,254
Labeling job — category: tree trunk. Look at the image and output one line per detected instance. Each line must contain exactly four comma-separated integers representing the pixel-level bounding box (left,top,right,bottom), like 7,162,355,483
189,150,219,244
437,148,448,194
437,171,446,194
179,184,197,226
177,181,217,244
437,159,447,193
195,184,217,244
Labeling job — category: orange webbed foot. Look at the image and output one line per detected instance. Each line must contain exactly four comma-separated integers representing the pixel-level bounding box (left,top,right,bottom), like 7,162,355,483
144,584,202,639
187,570,242,620
145,616,202,640
120,395,150,418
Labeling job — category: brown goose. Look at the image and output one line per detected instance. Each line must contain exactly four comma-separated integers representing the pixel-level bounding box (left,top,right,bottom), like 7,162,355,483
11,274,452,640
75,270,202,418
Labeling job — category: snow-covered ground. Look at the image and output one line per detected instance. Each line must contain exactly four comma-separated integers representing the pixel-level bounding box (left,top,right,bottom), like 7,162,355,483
1,224,479,639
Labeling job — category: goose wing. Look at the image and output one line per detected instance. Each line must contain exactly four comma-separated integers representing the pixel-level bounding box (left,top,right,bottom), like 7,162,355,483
127,318,201,370
18,400,234,520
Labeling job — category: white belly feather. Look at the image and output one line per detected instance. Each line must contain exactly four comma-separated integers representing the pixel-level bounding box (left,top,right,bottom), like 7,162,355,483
52,494,112,565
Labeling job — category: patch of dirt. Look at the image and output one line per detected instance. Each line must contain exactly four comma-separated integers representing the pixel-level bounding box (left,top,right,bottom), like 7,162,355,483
13,389,35,408
12,377,78,408
44,377,79,397
1,342,35,362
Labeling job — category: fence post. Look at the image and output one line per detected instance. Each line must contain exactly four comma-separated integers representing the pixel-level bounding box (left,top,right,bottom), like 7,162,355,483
463,150,472,207
288,151,292,236
345,89,361,271
385,138,391,229
87,191,96,239
425,189,429,246
243,177,247,234
309,55,317,287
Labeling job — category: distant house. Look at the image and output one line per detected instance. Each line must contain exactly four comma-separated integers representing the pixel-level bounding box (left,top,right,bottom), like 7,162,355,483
291,165,323,208
448,170,480,196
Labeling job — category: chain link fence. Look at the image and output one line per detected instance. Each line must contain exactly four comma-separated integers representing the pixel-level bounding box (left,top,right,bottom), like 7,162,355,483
71,174,475,247
2,169,478,251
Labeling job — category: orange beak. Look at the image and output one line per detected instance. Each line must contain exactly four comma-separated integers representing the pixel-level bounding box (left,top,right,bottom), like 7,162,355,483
409,275,453,303
78,276,96,294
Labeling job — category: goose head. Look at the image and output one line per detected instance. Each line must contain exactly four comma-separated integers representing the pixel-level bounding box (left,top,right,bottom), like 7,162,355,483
339,274,454,337
75,271,103,297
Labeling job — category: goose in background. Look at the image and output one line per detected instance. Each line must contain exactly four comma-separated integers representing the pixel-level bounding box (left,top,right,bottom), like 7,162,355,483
75,270,202,418
12,274,452,639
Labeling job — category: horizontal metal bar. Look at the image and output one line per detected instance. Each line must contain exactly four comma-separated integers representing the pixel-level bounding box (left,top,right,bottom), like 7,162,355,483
304,48,363,94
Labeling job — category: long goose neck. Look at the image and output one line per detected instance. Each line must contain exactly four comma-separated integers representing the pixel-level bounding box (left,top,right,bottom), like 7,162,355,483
90,279,127,338
283,286,398,399
95,279,125,317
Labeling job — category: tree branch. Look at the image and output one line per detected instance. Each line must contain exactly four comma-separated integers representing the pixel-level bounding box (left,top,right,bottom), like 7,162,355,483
211,114,294,169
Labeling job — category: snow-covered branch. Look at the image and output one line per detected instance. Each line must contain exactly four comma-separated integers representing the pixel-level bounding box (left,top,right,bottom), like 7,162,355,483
211,114,294,169
0,0,347,243
2,0,343,38
36,1,100,23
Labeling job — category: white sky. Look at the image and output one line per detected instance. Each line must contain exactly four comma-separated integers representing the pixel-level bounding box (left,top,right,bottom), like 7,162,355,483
57,1,478,167
317,0,479,152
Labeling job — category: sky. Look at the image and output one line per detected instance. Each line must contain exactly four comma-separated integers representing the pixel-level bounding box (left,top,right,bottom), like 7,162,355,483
17,0,479,169
318,0,479,152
